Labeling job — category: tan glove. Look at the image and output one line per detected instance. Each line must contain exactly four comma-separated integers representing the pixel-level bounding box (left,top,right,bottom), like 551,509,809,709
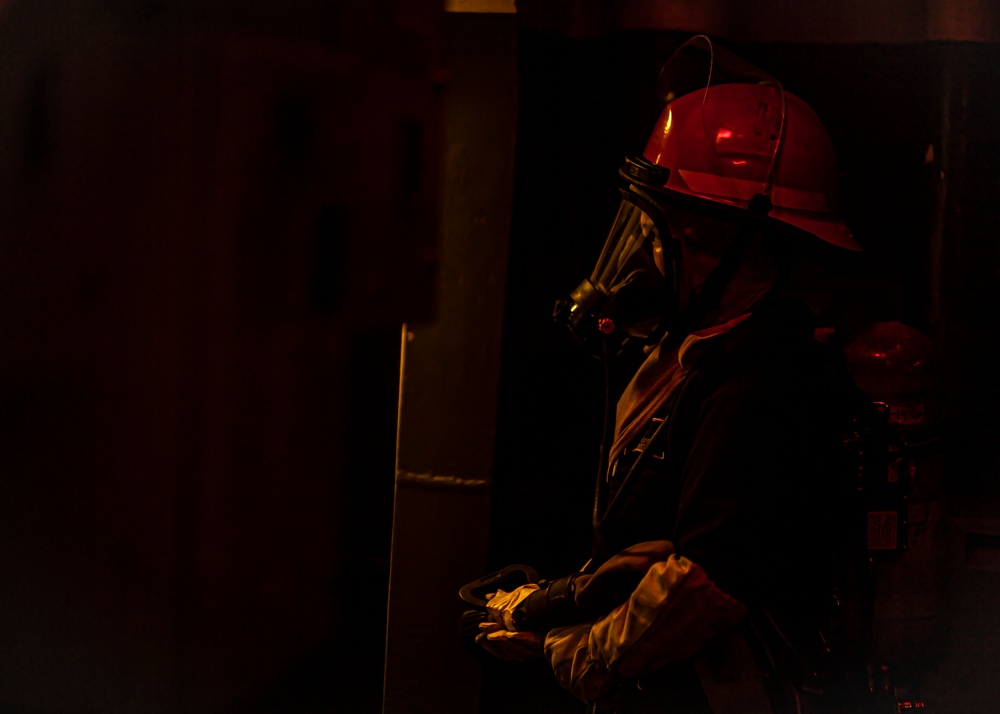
486,584,540,630
544,621,617,703
474,585,546,661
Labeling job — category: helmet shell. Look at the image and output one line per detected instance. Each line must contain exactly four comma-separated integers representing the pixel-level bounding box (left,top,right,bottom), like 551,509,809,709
642,82,860,251
843,321,938,425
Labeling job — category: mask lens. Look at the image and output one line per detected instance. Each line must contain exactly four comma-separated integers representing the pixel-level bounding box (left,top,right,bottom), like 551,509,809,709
591,201,665,291
554,190,679,359
585,197,673,337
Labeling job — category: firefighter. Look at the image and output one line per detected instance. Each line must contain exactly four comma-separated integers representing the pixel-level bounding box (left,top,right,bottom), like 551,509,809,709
472,36,872,713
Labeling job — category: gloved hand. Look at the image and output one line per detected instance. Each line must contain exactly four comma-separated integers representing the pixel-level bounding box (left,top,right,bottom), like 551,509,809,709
475,621,545,661
474,585,545,661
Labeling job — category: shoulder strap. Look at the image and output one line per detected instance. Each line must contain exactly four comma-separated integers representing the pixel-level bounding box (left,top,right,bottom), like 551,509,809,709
594,368,694,532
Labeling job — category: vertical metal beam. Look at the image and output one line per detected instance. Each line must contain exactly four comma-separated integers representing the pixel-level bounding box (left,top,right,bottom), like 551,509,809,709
383,10,517,714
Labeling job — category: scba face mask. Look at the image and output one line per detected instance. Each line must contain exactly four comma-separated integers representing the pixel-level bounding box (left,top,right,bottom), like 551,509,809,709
553,158,679,358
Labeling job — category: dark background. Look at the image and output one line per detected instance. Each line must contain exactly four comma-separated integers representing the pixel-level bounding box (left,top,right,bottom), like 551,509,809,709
1,2,1000,713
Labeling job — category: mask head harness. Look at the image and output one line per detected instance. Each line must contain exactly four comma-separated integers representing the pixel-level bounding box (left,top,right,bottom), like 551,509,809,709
553,35,792,360
553,154,774,361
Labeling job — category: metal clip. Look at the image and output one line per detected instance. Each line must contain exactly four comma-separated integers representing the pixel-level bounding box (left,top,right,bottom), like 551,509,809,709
632,438,665,460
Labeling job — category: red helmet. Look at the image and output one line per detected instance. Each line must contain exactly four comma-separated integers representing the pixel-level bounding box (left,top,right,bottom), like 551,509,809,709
843,321,938,425
639,36,860,252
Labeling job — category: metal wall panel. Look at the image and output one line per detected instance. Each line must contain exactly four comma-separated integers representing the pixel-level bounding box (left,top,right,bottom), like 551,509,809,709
384,11,518,714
